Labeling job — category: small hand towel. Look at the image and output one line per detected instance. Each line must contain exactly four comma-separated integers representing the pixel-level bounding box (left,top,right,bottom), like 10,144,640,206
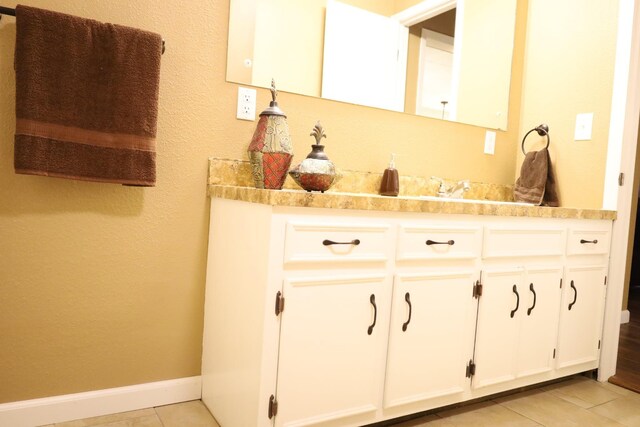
14,5,162,186
514,148,559,206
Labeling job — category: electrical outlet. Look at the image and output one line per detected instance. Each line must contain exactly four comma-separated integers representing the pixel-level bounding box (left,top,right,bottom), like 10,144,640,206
237,87,257,121
484,131,496,155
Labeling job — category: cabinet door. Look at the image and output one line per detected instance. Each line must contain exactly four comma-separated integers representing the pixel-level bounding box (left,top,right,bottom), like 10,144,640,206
472,268,524,390
556,265,607,369
383,271,477,409
516,267,563,378
275,273,392,427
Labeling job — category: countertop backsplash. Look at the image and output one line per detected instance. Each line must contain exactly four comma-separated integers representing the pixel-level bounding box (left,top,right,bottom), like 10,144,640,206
208,157,514,201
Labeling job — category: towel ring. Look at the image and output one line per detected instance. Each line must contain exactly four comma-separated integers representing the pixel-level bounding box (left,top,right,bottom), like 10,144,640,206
521,124,550,155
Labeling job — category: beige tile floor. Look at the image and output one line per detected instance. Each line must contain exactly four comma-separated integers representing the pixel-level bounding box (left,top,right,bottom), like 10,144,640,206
38,400,220,427
38,376,640,427
393,376,640,427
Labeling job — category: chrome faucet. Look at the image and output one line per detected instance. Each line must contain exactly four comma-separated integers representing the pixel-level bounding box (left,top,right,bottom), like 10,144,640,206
432,177,471,198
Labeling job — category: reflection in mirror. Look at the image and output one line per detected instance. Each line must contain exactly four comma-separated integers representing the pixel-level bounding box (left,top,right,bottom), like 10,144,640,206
227,0,517,130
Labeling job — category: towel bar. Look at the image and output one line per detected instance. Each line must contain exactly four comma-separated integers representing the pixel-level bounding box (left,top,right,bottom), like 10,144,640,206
521,124,550,155
0,6,166,54
0,5,15,16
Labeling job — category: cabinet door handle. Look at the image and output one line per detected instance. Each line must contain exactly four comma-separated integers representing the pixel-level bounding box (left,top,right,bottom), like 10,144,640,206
426,239,455,246
510,285,520,318
323,239,360,246
569,280,578,310
580,239,598,244
367,294,377,335
402,292,412,332
527,283,537,315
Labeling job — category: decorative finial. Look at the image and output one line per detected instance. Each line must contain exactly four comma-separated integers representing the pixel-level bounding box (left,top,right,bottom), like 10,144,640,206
270,78,278,103
310,121,327,145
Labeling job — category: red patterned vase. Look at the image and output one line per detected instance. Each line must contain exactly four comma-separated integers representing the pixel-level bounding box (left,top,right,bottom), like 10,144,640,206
247,80,293,190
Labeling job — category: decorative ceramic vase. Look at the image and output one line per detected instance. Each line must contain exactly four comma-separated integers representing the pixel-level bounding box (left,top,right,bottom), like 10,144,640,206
289,121,338,192
247,80,293,190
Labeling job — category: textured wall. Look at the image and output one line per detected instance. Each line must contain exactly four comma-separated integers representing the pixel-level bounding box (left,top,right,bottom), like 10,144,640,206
0,0,218,403
516,0,619,209
0,0,611,404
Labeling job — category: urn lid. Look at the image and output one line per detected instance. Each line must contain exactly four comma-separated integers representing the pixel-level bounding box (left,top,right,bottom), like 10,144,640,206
260,79,286,117
306,121,328,160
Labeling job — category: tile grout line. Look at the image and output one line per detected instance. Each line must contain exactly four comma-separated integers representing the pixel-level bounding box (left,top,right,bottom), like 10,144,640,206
154,407,166,427
490,399,545,426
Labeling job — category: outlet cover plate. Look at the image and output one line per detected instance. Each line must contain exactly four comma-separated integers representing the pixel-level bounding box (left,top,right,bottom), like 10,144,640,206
484,131,496,155
237,87,257,121
575,113,593,141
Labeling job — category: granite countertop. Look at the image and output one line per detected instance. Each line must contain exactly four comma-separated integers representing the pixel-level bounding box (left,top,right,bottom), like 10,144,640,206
208,185,616,221
208,159,616,220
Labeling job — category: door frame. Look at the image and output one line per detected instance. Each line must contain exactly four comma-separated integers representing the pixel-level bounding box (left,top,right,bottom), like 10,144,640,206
600,0,640,381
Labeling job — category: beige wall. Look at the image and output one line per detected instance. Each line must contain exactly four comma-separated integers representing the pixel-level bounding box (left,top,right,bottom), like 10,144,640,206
0,0,616,404
516,0,619,209
393,0,425,14
0,0,221,403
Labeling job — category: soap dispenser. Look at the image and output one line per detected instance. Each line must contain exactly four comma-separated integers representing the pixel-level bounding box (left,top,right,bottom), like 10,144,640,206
379,154,399,197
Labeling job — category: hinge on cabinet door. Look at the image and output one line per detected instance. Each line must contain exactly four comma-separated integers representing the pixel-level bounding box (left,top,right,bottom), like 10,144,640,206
268,394,278,419
275,291,285,316
473,281,483,299
465,360,476,378
619,172,625,186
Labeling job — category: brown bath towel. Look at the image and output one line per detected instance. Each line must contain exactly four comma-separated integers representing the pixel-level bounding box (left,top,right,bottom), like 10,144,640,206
14,5,162,186
514,148,559,206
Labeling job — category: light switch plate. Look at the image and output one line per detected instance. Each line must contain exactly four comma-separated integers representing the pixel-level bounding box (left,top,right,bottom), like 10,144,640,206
237,87,257,121
575,113,593,140
484,131,496,155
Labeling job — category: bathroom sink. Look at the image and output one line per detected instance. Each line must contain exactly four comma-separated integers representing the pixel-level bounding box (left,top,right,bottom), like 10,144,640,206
417,195,535,206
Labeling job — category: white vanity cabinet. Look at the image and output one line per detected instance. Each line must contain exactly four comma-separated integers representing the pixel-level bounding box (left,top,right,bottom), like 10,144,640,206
556,224,612,373
275,273,392,427
202,197,613,427
275,220,394,427
383,223,481,415
473,266,563,391
472,225,565,393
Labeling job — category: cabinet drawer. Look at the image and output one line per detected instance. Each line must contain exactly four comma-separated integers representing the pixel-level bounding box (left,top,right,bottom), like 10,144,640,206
396,225,481,261
483,226,565,259
566,227,611,256
284,221,392,265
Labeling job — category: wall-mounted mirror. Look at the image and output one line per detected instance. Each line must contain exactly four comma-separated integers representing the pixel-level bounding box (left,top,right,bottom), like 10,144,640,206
227,0,517,130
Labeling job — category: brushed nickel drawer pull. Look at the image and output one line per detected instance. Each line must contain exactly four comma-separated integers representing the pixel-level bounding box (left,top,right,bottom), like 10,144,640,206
569,280,578,310
580,239,598,244
402,292,412,332
323,239,361,246
527,283,537,316
367,294,377,335
426,239,455,246
510,285,520,318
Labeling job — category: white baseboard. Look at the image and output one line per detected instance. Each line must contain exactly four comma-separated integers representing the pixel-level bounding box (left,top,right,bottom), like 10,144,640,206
621,309,631,324
0,376,201,427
